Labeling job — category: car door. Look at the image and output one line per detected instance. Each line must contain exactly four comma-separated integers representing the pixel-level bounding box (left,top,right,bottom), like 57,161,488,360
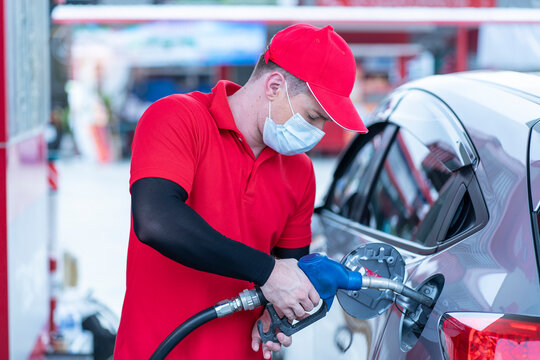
314,89,485,359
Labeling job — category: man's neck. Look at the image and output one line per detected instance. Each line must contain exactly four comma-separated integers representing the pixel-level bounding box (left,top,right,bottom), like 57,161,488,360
227,81,266,158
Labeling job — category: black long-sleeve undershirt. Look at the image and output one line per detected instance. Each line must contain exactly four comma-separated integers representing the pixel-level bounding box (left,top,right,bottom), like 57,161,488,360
130,178,309,286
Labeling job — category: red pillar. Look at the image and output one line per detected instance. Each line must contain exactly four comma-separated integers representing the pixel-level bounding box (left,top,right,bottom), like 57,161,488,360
397,56,410,83
456,27,468,72
0,0,9,358
219,66,230,81
0,0,5,145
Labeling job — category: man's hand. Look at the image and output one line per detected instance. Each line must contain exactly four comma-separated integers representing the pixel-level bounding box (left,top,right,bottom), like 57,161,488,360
251,309,292,359
260,258,320,322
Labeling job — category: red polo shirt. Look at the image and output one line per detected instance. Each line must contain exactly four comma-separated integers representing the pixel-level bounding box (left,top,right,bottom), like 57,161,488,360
114,81,316,359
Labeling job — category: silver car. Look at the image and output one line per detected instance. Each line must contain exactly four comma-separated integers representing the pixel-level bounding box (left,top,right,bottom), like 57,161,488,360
304,71,540,360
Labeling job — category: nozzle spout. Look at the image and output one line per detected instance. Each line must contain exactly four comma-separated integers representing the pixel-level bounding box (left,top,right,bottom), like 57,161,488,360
361,276,433,307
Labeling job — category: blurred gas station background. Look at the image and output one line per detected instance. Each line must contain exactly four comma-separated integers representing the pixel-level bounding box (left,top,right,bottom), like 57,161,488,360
2,0,540,358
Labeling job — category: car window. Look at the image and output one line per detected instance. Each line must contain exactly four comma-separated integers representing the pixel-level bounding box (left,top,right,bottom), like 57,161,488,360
387,90,477,171
329,125,394,218
360,128,455,245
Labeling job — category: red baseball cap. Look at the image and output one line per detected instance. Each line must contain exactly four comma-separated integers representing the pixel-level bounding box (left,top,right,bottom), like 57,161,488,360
264,24,367,133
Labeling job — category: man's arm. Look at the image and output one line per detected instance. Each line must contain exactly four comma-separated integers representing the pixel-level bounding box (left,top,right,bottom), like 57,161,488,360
131,177,276,285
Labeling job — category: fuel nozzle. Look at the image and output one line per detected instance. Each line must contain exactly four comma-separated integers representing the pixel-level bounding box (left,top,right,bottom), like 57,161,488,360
298,254,432,308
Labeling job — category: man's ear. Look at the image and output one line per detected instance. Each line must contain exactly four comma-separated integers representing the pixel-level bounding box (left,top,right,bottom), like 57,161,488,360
264,72,285,101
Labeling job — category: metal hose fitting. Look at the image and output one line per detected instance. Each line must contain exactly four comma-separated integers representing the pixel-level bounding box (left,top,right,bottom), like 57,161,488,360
214,288,265,318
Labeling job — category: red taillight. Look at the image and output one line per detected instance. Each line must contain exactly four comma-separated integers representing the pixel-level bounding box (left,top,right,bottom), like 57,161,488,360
440,312,540,360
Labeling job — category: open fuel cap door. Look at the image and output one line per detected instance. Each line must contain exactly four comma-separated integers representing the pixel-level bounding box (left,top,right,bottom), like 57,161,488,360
337,243,405,319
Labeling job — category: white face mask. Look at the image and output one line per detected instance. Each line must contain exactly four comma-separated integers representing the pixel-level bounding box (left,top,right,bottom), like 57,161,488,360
263,81,325,156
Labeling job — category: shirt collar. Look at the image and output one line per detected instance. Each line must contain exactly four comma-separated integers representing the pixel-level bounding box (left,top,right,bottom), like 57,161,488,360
208,80,279,160
209,80,242,132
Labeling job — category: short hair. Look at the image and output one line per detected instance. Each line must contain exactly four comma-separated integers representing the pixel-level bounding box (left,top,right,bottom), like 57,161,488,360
250,54,308,97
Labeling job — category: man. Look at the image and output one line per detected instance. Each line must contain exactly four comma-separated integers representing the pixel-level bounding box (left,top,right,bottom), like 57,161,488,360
114,23,367,360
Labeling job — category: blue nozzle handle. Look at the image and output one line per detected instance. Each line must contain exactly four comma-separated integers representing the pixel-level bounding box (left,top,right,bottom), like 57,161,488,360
298,253,363,310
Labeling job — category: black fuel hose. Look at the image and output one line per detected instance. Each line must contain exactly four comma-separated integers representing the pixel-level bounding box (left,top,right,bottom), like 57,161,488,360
149,307,217,360
149,288,266,360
